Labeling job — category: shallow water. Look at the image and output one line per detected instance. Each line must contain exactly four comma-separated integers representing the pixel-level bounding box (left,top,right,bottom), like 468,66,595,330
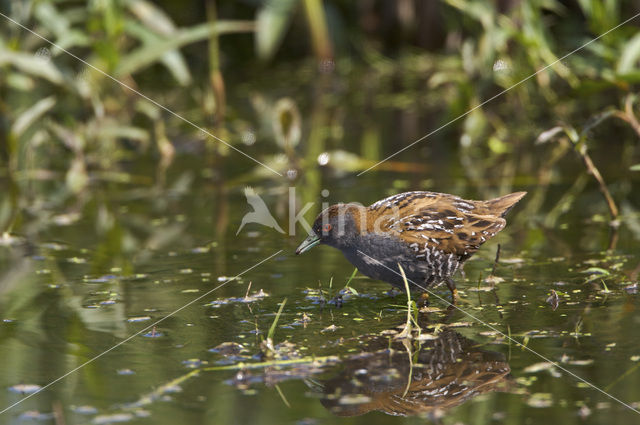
1,157,639,425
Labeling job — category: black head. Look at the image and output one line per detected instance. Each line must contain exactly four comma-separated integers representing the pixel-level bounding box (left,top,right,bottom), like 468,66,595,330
295,203,364,254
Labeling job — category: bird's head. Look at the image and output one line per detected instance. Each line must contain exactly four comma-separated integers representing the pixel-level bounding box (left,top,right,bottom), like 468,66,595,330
296,203,365,254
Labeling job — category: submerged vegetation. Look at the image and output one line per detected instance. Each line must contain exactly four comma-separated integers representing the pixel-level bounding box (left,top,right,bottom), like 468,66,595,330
0,1,640,424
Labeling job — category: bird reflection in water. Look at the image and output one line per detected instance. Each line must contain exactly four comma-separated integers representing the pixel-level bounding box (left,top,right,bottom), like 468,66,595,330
307,326,512,417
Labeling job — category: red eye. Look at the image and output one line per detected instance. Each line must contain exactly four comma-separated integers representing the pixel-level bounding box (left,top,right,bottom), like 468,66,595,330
323,223,332,232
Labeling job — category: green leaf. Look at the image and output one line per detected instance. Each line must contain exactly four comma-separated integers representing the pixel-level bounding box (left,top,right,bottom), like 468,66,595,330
618,33,640,75
12,96,56,137
630,164,640,171
127,0,177,35
125,1,191,85
255,0,298,61
0,49,64,85
344,268,358,288
98,124,150,144
581,267,610,276
267,298,287,341
34,2,70,36
124,20,191,85
116,20,254,77
33,2,90,50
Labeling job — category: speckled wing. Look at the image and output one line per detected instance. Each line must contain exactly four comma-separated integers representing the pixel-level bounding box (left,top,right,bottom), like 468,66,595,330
367,191,508,261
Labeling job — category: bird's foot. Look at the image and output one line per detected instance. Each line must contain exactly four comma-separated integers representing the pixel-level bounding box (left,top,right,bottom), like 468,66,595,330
418,292,430,307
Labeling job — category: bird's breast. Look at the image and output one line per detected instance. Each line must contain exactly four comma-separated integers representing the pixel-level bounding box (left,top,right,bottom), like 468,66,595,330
339,233,438,289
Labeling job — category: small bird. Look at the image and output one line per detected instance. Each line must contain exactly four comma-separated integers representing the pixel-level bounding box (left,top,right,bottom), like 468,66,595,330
296,191,526,303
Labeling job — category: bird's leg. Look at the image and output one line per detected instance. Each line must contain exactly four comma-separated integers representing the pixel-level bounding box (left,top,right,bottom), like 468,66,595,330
445,277,458,305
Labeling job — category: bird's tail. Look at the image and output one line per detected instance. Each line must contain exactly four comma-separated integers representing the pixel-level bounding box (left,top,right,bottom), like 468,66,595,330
485,192,527,217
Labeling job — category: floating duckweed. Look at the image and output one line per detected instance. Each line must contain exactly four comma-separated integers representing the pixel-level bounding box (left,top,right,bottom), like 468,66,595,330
527,393,553,408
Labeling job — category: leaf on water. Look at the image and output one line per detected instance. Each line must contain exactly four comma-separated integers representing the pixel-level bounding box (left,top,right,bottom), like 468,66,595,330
321,325,340,333
567,359,594,366
19,412,53,421
207,289,269,307
191,246,211,254
484,275,504,284
447,321,472,328
581,267,610,275
515,376,537,387
261,340,300,360
470,286,498,292
523,362,555,373
182,359,208,368
209,342,246,356
419,306,443,313
92,413,135,424
500,257,525,264
8,384,42,394
527,392,553,408
73,406,98,414
142,329,164,338
67,257,87,264
417,333,438,341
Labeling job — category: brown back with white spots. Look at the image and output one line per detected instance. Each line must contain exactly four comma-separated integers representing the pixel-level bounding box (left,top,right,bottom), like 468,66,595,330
366,191,526,261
